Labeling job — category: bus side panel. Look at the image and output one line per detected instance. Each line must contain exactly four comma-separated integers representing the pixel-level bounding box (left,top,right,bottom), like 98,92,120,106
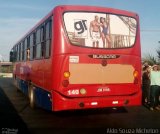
15,78,29,96
34,86,52,111
15,76,52,111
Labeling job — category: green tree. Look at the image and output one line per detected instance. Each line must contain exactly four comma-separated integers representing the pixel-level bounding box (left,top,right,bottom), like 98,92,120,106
142,54,157,66
156,47,160,63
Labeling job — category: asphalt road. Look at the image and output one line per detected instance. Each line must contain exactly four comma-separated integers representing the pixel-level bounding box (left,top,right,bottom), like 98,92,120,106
0,78,160,134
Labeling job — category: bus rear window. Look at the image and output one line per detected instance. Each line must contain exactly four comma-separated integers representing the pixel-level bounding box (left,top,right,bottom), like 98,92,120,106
63,12,137,49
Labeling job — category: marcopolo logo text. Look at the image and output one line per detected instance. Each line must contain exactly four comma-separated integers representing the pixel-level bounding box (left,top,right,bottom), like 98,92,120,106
88,54,120,59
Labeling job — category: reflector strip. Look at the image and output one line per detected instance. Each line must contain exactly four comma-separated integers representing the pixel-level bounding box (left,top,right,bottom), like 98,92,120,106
112,101,118,104
91,102,98,105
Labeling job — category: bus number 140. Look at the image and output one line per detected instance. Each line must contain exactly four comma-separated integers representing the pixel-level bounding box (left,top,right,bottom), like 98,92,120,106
68,89,79,95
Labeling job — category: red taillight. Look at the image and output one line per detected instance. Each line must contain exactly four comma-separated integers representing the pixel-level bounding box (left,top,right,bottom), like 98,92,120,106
62,71,70,87
62,80,69,87
134,78,138,84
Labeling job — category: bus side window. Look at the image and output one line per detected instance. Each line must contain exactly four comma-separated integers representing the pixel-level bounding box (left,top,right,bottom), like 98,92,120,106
10,46,17,62
17,45,19,61
27,36,30,60
10,50,14,62
27,48,30,60
29,34,33,60
24,38,27,61
36,28,41,59
15,46,17,62
30,33,36,60
45,19,52,58
21,41,24,61
33,33,36,59
19,43,21,61
41,26,45,57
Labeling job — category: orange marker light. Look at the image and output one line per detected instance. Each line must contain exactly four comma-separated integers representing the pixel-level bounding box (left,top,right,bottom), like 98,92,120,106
133,70,138,77
64,71,70,78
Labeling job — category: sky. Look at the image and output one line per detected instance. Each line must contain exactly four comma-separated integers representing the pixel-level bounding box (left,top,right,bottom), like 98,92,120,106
0,0,160,61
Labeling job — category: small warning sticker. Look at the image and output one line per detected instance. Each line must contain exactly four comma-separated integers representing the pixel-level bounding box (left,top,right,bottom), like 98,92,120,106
69,56,79,63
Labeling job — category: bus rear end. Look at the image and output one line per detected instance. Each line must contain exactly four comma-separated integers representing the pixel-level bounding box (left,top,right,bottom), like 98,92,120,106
52,6,141,111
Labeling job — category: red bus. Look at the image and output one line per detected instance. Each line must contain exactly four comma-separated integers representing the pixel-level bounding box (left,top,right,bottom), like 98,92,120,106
10,5,141,111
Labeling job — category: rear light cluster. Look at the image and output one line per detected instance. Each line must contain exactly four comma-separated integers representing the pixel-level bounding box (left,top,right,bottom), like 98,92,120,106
62,80,69,87
62,71,70,87
133,70,139,84
62,71,87,95
63,71,70,78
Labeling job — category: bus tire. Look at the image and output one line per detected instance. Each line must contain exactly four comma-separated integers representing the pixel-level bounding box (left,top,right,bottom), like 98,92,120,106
29,84,36,109
14,79,20,92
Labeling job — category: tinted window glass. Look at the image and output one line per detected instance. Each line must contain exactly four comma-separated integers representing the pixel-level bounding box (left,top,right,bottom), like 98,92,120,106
64,12,137,49
36,29,41,44
45,20,52,58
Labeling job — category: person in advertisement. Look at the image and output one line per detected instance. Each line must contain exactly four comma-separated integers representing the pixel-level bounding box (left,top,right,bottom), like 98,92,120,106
89,15,101,48
100,16,111,48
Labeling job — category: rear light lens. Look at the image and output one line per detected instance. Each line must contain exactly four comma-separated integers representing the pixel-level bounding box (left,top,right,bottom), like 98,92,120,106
133,70,139,84
133,70,138,78
64,71,70,78
134,78,138,84
62,80,69,87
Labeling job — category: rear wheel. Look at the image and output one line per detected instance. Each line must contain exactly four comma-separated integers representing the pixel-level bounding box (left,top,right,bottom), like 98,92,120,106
13,76,20,92
28,84,36,108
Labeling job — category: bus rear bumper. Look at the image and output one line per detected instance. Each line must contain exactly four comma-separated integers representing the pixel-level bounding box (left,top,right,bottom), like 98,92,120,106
52,91,142,111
